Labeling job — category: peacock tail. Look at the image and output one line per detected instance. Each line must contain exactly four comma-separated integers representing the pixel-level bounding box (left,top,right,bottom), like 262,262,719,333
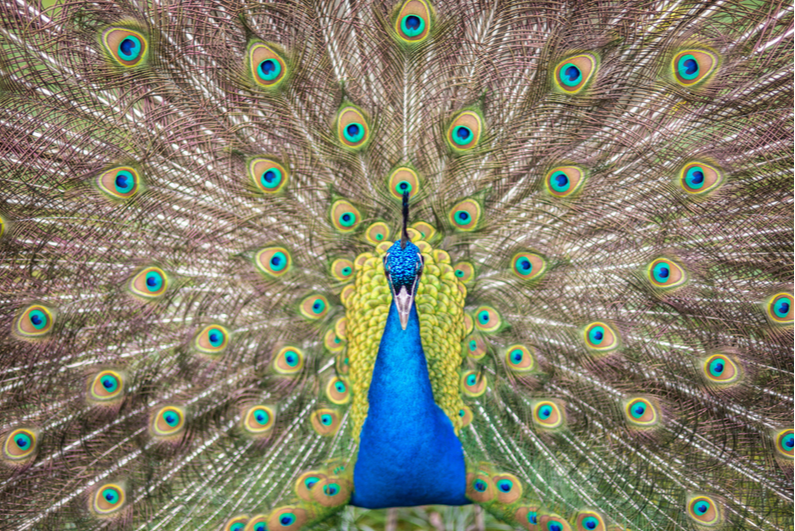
0,0,792,529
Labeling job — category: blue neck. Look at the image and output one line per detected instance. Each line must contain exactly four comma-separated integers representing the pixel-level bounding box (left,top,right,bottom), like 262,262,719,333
350,301,469,508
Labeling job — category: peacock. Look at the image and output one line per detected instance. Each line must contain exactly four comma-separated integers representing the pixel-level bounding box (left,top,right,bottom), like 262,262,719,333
0,0,792,530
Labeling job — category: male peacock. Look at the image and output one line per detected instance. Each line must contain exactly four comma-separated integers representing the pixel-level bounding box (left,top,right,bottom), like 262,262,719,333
0,0,792,530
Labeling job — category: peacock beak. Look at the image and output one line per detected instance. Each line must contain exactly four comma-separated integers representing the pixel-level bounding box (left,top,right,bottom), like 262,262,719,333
392,284,416,331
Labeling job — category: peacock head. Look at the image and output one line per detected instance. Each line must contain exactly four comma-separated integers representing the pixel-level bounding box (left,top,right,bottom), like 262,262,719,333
383,191,423,330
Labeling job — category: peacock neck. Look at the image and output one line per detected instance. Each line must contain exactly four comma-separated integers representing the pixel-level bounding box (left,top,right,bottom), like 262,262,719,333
351,299,469,508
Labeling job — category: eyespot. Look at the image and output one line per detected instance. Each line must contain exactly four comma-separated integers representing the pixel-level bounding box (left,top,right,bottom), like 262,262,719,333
268,507,308,531
245,515,268,531
776,429,794,458
249,158,289,194
300,294,329,320
312,477,351,506
96,166,141,200
539,514,573,531
554,53,597,94
296,470,327,501
648,258,687,290
461,370,487,397
3,428,37,461
395,0,432,43
583,322,619,352
464,335,487,360
331,258,355,282
545,166,585,198
326,377,351,405
465,472,494,502
365,222,391,245
680,161,723,195
493,473,522,504
511,252,546,281
224,516,249,531
310,409,340,436
463,312,474,335
514,506,540,531
446,111,483,152
459,405,473,427
767,292,793,324
336,353,350,375
255,247,292,278
89,370,124,402
102,28,147,67
533,400,564,429
575,512,605,531
330,200,361,232
129,266,168,299
388,167,420,200
452,261,475,284
412,222,436,241
152,406,185,437
702,353,741,385
249,42,288,89
13,304,54,339
687,495,722,526
324,328,344,352
672,49,718,87
193,325,229,355
92,483,126,515
474,306,501,333
624,398,660,428
244,405,275,434
337,106,370,150
505,345,535,373
448,199,482,231
273,347,304,375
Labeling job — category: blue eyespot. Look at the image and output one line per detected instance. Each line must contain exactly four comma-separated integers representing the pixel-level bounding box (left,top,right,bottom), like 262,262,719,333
539,405,552,419
114,170,135,193
28,309,47,330
685,166,705,189
321,414,332,426
259,59,282,81
548,521,563,531
261,167,283,189
459,409,466,417
631,403,647,419
469,340,477,351
550,171,570,193
341,266,351,276
496,479,512,492
14,433,31,448
208,328,224,347
285,353,298,367
230,524,245,531
312,299,326,313
145,271,163,292
559,63,582,86
582,516,600,530
254,524,266,531
335,382,346,393
324,483,340,496
709,358,725,377
473,479,487,492
519,258,532,272
478,311,490,324
401,14,425,38
101,375,118,392
510,349,523,363
339,212,356,227
343,123,365,143
118,36,141,60
305,477,319,489
279,513,296,527
695,501,710,514
783,433,794,449
527,512,538,524
773,297,790,318
254,410,269,425
269,251,287,272
677,54,699,80
102,488,119,504
164,413,179,426
652,262,670,283
589,326,604,344
452,125,472,145
456,211,470,222
466,374,477,386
